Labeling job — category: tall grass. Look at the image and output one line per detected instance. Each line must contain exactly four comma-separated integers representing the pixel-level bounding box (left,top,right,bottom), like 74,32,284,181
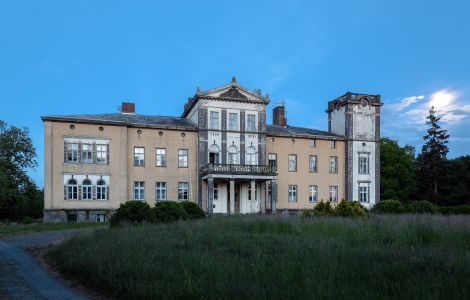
48,215,470,299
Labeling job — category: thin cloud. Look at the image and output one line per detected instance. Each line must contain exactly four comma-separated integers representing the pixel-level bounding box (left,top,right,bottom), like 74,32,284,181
387,95,425,112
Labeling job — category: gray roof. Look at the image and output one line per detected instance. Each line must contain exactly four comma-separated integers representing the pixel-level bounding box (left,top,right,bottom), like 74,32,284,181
266,125,345,139
41,113,197,130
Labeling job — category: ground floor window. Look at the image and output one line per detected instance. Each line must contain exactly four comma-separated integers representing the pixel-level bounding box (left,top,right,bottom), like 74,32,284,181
134,181,145,200
288,185,297,202
156,182,167,201
178,182,189,201
329,186,338,203
96,214,106,223
359,186,369,203
309,185,318,202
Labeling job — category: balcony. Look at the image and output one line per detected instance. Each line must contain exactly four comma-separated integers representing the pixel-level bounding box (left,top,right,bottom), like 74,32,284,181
200,163,277,177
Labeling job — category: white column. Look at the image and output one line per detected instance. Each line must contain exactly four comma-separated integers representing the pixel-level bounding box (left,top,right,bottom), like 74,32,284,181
230,180,235,214
250,180,256,214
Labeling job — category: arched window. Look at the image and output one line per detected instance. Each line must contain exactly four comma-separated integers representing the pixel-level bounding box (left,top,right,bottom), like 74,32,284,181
82,179,92,200
97,179,107,200
209,144,220,164
228,145,239,165
67,179,78,200
246,146,257,165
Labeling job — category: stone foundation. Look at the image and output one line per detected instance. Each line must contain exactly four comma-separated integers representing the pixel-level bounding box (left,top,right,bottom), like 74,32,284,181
43,210,113,223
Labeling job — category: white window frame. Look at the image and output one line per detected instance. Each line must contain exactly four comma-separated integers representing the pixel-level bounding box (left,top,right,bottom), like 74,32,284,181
67,179,78,200
134,147,145,166
156,148,166,167
268,153,277,170
329,186,338,203
359,154,369,174
96,214,106,223
66,143,79,163
329,156,338,173
96,144,107,164
96,179,107,200
309,155,317,173
228,145,239,165
228,112,238,131
82,179,92,200
209,111,219,130
288,154,297,172
82,144,93,164
247,114,256,132
288,185,297,202
309,185,318,203
156,182,167,201
134,181,145,200
246,146,257,165
359,185,369,203
178,182,189,201
178,149,188,168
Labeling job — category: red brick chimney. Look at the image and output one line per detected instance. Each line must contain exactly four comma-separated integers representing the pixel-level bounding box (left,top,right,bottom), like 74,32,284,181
273,103,287,127
121,102,135,114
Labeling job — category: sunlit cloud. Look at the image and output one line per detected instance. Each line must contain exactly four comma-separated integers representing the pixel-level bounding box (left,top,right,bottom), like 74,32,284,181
387,95,425,112
429,90,455,110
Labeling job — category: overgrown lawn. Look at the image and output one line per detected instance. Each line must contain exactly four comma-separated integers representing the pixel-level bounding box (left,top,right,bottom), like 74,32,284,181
0,222,107,239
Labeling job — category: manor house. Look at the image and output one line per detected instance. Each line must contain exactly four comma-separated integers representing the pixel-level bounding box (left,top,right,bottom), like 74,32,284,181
41,77,382,222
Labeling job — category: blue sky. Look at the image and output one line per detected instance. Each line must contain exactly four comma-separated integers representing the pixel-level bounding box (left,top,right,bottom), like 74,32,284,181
1,0,469,188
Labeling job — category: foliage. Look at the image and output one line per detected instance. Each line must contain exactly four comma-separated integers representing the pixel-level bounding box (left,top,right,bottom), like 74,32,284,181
313,200,334,216
380,138,416,201
153,201,188,223
406,200,439,214
350,201,368,218
110,201,153,226
372,200,406,214
302,200,367,218
180,201,205,219
439,204,470,215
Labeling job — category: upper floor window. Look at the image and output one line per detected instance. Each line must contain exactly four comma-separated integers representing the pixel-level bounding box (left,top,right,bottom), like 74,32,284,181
134,147,145,166
359,186,369,203
246,146,257,165
82,144,93,164
228,145,239,164
178,182,189,201
247,114,256,131
66,178,78,200
134,181,145,200
156,182,167,201
96,179,107,200
309,185,318,202
209,144,220,164
228,113,238,131
330,140,337,149
209,111,219,129
82,179,92,200
329,156,338,173
359,155,369,174
288,154,297,172
309,155,318,173
268,153,277,170
178,149,188,167
96,145,108,164
329,186,338,202
156,148,166,167
288,185,297,202
309,139,316,148
66,143,79,163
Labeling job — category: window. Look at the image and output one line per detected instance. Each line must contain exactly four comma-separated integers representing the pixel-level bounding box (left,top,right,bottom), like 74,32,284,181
359,186,369,203
82,179,92,200
178,182,189,201
309,139,316,148
246,146,257,165
288,185,297,202
288,154,297,172
330,140,336,149
178,149,188,167
156,148,166,167
209,111,219,129
228,145,239,164
309,185,318,203
156,182,166,201
309,155,318,173
134,147,145,166
82,144,93,164
66,143,78,163
96,179,107,200
209,144,220,164
96,214,106,223
229,113,238,130
96,145,107,164
329,156,338,173
134,181,145,200
268,153,277,170
213,183,218,200
248,184,257,200
67,179,78,200
359,155,369,174
247,114,256,131
329,186,338,203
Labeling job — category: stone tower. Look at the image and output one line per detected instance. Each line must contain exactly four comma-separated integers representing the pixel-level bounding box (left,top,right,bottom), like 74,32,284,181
327,92,382,208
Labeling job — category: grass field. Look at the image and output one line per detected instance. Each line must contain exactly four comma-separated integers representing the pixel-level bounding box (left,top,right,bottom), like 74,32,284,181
48,215,470,299
0,222,107,239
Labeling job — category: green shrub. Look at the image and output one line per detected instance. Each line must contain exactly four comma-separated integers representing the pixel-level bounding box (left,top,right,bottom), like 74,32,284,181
406,200,438,214
22,216,34,224
180,201,205,219
301,210,315,218
313,200,334,216
441,205,470,215
110,201,153,226
372,199,406,214
334,199,355,217
153,201,188,223
351,201,368,218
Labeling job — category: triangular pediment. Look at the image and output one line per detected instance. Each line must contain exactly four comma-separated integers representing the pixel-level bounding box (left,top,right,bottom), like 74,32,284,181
198,77,269,103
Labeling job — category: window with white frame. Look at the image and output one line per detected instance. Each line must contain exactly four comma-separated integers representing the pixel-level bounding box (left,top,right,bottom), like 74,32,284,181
134,147,145,166
96,214,106,223
329,156,338,173
67,178,78,200
309,139,316,148
134,181,145,200
66,143,79,163
359,186,369,203
309,185,318,202
82,144,93,164
178,182,189,201
228,113,238,131
209,144,220,164
82,179,92,200
246,146,257,165
330,140,336,149
213,183,218,200
248,184,257,200
359,154,369,174
228,145,238,164
329,186,338,202
288,185,297,202
156,148,166,167
288,154,297,172
156,182,166,201
209,111,219,129
247,114,256,131
178,149,188,167
96,145,107,164
268,153,277,170
96,179,107,200
309,155,318,173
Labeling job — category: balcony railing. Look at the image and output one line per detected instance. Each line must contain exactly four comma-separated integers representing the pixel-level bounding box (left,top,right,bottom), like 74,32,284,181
200,163,277,177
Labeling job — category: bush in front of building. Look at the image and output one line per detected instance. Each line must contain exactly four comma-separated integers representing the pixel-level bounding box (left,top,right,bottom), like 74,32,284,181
334,200,368,218
313,200,334,216
153,201,188,223
439,204,470,215
110,201,153,226
351,201,368,218
372,199,406,214
406,200,439,214
180,201,206,219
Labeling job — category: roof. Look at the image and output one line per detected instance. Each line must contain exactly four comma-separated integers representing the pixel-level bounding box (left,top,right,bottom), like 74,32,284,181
41,113,197,130
266,125,345,139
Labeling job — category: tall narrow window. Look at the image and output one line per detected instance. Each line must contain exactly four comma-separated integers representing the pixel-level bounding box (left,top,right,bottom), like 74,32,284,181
228,113,238,131
246,146,257,165
359,186,369,203
309,155,318,173
156,182,166,201
96,179,107,200
67,179,78,200
209,144,220,164
330,140,337,149
178,149,188,167
329,186,338,203
288,154,297,172
178,182,189,201
309,185,318,202
82,144,93,164
309,139,316,148
288,185,297,202
134,147,145,166
134,181,145,200
359,155,369,174
247,114,256,131
268,153,277,170
209,111,219,129
329,156,338,173
156,148,166,167
66,143,79,163
96,145,107,164
82,179,92,200
228,145,239,164
213,183,218,200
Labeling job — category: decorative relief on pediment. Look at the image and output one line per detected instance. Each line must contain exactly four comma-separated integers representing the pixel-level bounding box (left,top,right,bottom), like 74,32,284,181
220,86,248,99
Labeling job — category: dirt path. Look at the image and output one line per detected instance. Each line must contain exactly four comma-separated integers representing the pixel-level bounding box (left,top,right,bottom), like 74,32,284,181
0,228,96,300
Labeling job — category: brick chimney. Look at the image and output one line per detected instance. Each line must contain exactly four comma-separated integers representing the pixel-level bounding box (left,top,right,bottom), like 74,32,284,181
273,103,287,127
121,102,135,114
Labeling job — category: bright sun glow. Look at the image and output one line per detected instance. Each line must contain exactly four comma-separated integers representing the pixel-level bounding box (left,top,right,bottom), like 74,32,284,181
429,90,455,109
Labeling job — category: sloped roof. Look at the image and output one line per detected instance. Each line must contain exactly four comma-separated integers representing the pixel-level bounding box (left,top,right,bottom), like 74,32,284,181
266,124,345,139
